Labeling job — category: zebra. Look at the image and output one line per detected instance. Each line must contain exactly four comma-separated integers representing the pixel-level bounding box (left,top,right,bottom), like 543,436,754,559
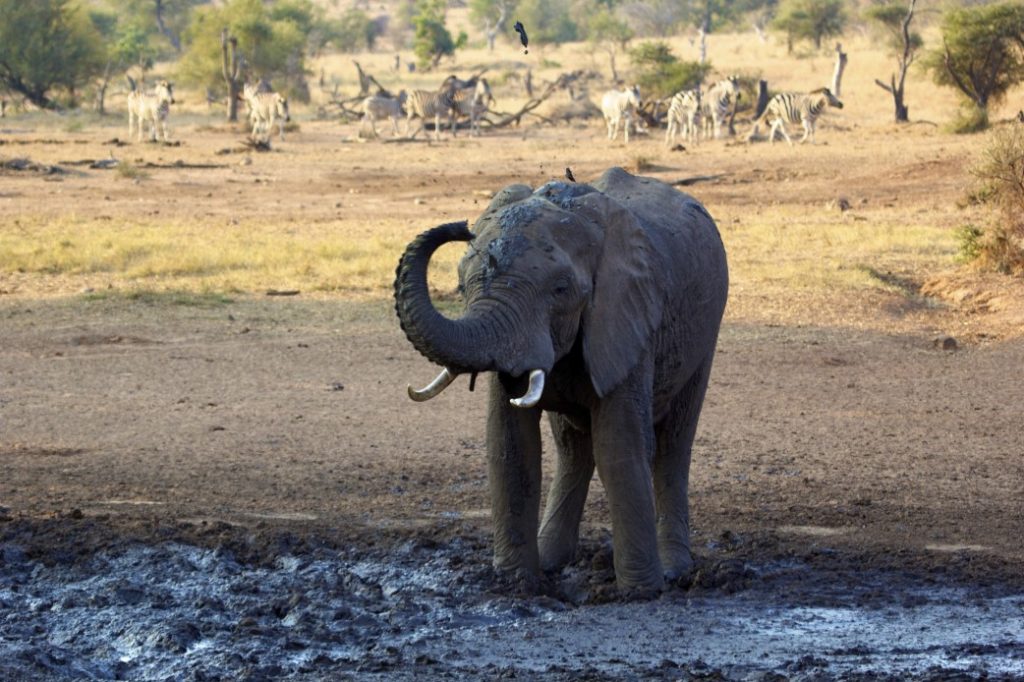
361,91,408,138
747,87,843,145
451,78,494,136
665,88,702,147
127,78,175,143
701,77,740,140
242,83,290,142
601,85,641,143
405,88,456,141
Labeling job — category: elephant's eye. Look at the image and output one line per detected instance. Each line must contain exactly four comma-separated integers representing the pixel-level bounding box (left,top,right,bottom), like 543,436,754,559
552,277,572,296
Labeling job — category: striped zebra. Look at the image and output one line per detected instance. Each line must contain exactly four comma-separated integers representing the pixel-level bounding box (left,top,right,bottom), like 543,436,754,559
242,83,290,142
451,78,494,136
127,79,175,143
747,87,843,145
405,88,456,141
601,85,641,143
665,89,702,147
361,91,407,138
701,77,740,140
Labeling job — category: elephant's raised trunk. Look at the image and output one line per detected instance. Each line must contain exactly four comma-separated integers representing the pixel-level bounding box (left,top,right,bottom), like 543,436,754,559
394,221,508,375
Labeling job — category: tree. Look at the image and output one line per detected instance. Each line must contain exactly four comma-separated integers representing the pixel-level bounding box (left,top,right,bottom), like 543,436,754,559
922,2,1024,132
88,7,159,114
470,0,515,52
867,0,921,123
109,0,201,54
0,0,106,109
772,0,846,52
628,41,710,100
178,0,310,113
412,0,466,70
583,6,634,81
516,0,578,45
333,9,379,54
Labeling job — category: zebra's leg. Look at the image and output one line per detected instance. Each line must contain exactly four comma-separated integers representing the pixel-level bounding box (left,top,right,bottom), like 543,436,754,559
800,119,812,144
277,116,285,141
160,116,169,142
127,110,133,142
390,115,399,137
775,121,793,146
624,113,631,144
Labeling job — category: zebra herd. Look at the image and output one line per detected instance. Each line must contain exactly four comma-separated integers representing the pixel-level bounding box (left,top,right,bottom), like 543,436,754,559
661,77,844,147
361,75,495,140
119,72,842,148
599,77,843,148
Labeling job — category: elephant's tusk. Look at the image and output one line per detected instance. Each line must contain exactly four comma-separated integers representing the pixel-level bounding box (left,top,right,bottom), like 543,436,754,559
509,369,545,408
408,368,458,402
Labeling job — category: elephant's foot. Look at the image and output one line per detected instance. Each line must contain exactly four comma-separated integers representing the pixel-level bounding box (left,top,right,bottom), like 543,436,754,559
612,553,665,596
491,561,540,594
660,546,695,583
537,530,579,573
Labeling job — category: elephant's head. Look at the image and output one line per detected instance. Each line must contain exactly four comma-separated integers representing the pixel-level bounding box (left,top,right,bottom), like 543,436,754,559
395,172,665,406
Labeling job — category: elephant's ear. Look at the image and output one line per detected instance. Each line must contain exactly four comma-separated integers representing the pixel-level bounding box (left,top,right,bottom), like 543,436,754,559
573,192,664,398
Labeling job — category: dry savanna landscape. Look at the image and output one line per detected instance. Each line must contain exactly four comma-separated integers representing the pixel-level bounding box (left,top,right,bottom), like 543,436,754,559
2,14,1024,681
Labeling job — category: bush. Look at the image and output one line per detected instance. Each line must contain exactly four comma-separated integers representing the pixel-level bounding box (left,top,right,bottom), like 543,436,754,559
946,105,989,135
628,41,709,100
963,127,1024,274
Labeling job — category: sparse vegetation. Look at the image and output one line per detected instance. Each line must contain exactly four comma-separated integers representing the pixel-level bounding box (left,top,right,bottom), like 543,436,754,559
962,127,1024,274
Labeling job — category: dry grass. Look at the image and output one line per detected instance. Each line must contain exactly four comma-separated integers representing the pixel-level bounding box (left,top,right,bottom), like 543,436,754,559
0,215,464,298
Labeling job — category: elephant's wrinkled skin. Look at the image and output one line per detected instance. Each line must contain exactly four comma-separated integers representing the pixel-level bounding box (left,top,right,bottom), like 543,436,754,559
395,167,728,594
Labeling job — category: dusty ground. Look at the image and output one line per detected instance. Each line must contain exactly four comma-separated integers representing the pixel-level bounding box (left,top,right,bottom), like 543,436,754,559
2,102,1024,679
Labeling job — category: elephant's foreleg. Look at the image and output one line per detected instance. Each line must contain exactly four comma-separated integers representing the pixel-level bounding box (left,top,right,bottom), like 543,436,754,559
592,364,663,594
654,357,713,582
538,413,594,572
487,373,543,579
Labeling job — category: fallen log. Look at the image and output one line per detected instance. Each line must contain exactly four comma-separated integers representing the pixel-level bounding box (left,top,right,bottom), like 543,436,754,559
670,173,729,186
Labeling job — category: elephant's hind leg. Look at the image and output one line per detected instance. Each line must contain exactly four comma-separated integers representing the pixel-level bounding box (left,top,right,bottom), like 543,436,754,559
538,413,594,572
654,357,714,582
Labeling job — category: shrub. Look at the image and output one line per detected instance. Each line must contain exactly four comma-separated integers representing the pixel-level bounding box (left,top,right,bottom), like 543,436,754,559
946,105,989,135
628,41,709,100
963,127,1024,274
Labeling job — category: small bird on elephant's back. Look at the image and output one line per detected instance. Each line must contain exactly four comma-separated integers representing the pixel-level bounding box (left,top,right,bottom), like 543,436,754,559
395,167,728,596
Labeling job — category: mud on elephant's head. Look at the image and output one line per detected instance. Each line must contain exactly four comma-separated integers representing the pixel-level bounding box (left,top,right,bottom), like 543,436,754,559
395,172,665,405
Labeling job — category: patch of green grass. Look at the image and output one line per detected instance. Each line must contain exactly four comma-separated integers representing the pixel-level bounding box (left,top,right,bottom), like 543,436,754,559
115,162,149,180
81,289,235,307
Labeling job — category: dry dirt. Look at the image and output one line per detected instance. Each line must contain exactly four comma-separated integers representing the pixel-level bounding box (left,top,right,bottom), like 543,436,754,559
2,115,1024,679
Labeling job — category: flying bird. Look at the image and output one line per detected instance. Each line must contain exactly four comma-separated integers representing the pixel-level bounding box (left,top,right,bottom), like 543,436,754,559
564,167,576,183
513,21,529,54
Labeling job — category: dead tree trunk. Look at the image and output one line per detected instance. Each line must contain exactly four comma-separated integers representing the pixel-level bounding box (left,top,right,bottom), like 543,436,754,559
831,43,848,97
222,29,242,122
484,0,509,52
94,61,115,115
873,0,917,123
354,61,372,97
754,80,770,118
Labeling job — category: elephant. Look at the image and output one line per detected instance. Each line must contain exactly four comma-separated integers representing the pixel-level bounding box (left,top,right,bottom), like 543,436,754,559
394,167,728,595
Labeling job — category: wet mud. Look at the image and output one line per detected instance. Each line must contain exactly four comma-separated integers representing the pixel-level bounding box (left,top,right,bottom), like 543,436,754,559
2,518,1021,681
